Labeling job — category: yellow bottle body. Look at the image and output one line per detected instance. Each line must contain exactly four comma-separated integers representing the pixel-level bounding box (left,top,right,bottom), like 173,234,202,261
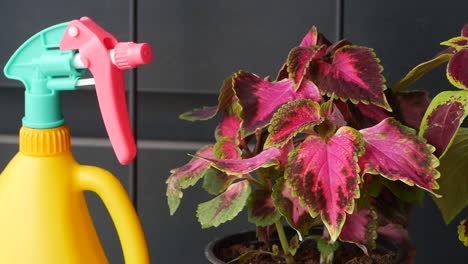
0,126,149,264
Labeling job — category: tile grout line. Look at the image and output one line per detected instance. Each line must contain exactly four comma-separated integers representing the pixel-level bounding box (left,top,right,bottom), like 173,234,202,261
0,134,209,151
335,0,344,41
129,0,138,209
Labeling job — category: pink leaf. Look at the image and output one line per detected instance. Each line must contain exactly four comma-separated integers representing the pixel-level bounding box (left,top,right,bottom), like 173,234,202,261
397,91,431,129
359,118,440,194
299,25,331,47
355,103,390,125
447,48,468,90
198,147,282,175
265,98,323,148
313,46,390,110
295,79,323,102
272,178,314,236
233,71,320,135
277,140,294,169
166,145,216,214
340,208,378,255
286,127,365,241
214,103,243,159
329,103,347,128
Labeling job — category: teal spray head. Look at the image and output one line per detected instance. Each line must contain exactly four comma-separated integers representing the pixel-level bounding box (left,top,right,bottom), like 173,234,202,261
4,22,84,128
3,17,153,164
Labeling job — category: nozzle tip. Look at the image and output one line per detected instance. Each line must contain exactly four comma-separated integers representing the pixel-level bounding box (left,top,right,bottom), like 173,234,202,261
113,42,153,70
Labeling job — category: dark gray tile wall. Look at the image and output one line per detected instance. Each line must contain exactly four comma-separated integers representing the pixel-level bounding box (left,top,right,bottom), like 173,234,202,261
0,1,467,263
138,0,335,93
345,2,468,263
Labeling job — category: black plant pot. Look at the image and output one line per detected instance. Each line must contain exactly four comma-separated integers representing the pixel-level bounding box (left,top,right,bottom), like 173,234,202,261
205,227,413,264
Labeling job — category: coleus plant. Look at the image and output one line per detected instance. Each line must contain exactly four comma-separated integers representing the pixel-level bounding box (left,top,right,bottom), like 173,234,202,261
165,24,465,263
393,24,468,248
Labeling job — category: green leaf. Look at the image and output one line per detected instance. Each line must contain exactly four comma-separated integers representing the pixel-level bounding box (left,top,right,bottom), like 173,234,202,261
166,145,215,215
357,176,383,211
247,189,282,227
458,219,468,246
317,238,340,264
197,180,251,228
432,128,468,224
202,170,237,195
392,52,453,92
380,178,425,204
419,90,468,158
288,234,300,256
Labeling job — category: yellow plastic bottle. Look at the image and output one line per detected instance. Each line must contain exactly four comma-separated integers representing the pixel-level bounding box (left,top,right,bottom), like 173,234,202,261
0,126,148,263
0,17,152,263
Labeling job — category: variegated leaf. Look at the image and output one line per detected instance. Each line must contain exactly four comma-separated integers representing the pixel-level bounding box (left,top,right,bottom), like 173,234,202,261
198,147,282,176
247,189,281,226
265,99,323,148
166,145,215,215
447,48,468,90
287,46,325,87
419,90,468,157
272,177,314,236
299,25,331,47
326,39,353,53
197,180,251,228
462,23,468,37
214,102,242,159
359,118,440,194
354,102,391,127
286,126,365,241
313,46,390,110
441,36,468,50
179,73,236,121
340,208,378,255
277,140,294,170
233,71,320,135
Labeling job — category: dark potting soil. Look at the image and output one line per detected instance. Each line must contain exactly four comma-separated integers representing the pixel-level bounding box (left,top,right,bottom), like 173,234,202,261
218,239,396,264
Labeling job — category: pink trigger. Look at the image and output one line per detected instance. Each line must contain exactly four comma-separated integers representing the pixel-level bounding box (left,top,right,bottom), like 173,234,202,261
60,17,143,165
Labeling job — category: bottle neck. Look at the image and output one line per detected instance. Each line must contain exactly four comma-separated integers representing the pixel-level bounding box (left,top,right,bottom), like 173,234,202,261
19,125,71,156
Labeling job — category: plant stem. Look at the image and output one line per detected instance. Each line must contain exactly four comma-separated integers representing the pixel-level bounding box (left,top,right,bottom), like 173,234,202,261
239,139,254,157
243,174,264,188
275,219,295,264
254,129,263,154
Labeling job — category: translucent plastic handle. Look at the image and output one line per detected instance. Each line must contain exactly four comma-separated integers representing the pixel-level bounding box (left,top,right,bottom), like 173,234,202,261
76,165,150,264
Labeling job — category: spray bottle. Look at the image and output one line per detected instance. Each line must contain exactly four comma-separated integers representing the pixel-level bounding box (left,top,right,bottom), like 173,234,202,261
0,17,152,263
